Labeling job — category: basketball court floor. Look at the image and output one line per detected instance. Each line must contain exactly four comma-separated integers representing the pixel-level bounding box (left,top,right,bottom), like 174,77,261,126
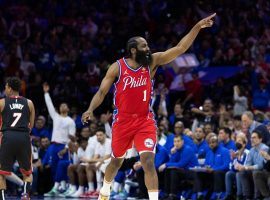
8,197,98,200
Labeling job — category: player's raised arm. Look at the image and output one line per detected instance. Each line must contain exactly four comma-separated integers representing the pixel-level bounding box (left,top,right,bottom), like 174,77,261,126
82,62,119,123
152,13,216,67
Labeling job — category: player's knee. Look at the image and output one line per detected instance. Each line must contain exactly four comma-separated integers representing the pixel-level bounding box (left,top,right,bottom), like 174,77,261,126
110,157,123,169
141,156,155,171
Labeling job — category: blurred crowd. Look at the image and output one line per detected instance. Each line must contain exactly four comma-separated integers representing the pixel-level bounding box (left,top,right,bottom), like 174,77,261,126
1,0,270,199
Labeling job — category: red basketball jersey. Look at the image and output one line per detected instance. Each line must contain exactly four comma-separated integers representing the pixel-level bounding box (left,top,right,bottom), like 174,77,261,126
114,57,153,115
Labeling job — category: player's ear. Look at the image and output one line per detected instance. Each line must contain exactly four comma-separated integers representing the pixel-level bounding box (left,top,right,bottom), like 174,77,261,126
131,47,136,55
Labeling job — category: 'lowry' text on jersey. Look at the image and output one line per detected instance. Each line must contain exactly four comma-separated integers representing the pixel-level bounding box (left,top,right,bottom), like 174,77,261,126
9,103,24,110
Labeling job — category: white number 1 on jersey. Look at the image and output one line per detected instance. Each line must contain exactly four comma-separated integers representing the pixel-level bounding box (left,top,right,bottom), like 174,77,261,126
143,90,147,101
11,113,22,127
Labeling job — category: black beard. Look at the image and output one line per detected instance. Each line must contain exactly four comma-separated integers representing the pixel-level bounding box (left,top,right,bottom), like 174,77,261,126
135,49,152,66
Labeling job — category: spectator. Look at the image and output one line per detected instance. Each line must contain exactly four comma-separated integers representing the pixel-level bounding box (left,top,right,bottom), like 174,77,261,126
37,136,52,194
168,102,187,130
237,130,269,200
79,128,111,198
241,111,270,147
61,138,89,197
165,121,196,152
158,135,198,200
31,115,51,140
42,83,76,181
193,135,230,200
191,99,218,132
194,127,210,160
224,134,249,200
44,139,86,197
218,127,236,151
253,148,270,199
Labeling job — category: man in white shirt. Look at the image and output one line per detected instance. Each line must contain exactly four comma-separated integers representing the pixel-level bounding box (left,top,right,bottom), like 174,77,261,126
79,128,111,198
42,83,76,184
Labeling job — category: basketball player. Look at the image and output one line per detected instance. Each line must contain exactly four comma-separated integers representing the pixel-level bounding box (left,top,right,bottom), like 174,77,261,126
0,77,35,200
82,13,216,200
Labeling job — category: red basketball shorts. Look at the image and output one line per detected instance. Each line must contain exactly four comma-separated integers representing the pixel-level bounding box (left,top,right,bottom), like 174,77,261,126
111,112,157,158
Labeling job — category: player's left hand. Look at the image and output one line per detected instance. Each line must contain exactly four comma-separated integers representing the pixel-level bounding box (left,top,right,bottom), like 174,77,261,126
197,13,216,28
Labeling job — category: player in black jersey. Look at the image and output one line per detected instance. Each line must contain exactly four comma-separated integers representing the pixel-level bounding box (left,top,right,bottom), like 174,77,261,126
0,77,35,200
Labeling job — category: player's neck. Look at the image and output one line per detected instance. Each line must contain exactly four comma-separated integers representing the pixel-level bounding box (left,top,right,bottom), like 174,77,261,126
127,58,141,69
9,92,19,97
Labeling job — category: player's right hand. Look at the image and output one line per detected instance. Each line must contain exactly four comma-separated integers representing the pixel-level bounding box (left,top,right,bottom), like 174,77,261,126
197,13,216,29
43,82,50,93
81,110,93,124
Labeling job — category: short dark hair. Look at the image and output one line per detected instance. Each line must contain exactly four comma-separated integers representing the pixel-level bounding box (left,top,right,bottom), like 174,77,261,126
96,127,106,134
220,127,232,137
126,36,140,57
78,137,88,144
253,128,263,139
6,77,21,92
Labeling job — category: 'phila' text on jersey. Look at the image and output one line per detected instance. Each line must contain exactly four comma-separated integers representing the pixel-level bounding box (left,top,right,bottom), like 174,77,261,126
123,75,147,91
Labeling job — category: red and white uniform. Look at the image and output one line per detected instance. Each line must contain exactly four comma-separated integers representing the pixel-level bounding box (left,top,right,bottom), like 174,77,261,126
112,57,157,157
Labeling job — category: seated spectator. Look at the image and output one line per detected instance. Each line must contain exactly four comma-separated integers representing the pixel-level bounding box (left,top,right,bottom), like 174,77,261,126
36,136,51,194
61,138,89,197
237,130,269,199
194,127,210,162
224,134,249,200
193,135,230,200
67,140,96,198
165,121,196,152
158,135,198,200
241,111,270,147
44,139,87,197
253,148,270,199
79,128,111,198
31,115,51,140
218,127,236,151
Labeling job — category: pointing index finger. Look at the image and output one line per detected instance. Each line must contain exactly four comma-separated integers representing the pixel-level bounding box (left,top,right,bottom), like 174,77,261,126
206,13,216,20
